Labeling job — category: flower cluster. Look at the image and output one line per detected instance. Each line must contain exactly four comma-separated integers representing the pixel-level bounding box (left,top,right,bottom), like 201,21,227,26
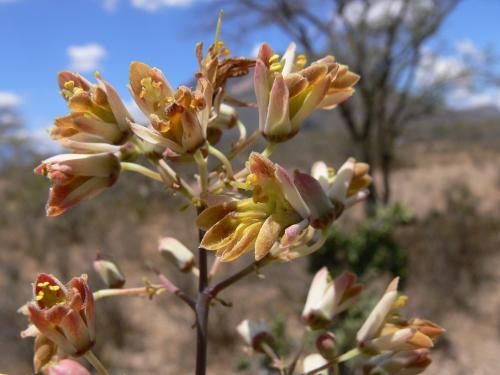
24,14,442,375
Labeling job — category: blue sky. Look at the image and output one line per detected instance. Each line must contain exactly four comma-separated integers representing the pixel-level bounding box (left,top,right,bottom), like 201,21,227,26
0,0,499,145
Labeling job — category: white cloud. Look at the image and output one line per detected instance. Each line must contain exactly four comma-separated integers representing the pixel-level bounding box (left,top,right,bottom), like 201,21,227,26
67,43,107,72
455,39,485,62
448,86,500,110
416,50,467,88
131,0,192,11
14,127,63,154
342,0,435,29
102,0,119,11
0,91,22,109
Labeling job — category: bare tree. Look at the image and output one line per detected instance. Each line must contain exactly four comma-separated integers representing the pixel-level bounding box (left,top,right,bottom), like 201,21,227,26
213,0,462,207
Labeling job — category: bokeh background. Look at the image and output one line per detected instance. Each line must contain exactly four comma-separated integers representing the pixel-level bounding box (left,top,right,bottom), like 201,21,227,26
1,0,499,374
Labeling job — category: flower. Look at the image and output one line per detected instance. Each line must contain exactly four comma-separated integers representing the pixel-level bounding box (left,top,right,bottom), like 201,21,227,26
236,319,274,353
197,152,310,261
302,353,329,375
27,274,95,356
35,153,121,216
311,158,372,210
356,278,444,354
255,42,359,142
53,71,132,153
93,253,126,289
302,267,362,329
46,359,92,375
362,349,432,375
158,237,196,273
128,61,212,154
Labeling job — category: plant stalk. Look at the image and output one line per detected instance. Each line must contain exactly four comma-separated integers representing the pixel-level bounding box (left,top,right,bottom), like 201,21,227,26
84,350,110,375
195,206,209,375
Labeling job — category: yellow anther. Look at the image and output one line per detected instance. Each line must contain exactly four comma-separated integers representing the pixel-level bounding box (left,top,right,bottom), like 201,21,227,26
270,62,284,72
139,88,147,99
246,173,257,186
35,291,45,301
49,285,60,291
222,48,231,56
64,81,75,90
268,54,280,64
393,295,408,309
37,281,49,287
216,41,225,47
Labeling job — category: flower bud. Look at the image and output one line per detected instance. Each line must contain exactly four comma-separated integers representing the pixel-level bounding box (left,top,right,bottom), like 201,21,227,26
28,274,95,356
158,237,196,273
34,153,121,217
302,353,329,375
236,319,274,353
34,334,57,373
362,349,432,375
316,332,336,360
46,359,92,375
93,253,126,288
302,268,362,330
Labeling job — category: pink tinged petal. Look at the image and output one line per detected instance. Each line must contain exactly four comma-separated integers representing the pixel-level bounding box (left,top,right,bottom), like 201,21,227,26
46,176,114,217
331,272,356,307
290,75,332,132
96,75,132,131
69,277,95,341
181,110,205,153
328,158,355,202
27,304,78,354
294,171,334,229
42,153,120,178
197,77,213,133
368,328,423,352
281,42,297,75
59,139,122,154
255,215,282,260
302,267,331,318
58,71,92,94
248,152,276,179
318,89,354,110
264,74,292,139
254,60,270,134
357,279,400,344
281,218,309,248
311,161,330,192
275,166,310,219
59,309,93,355
129,121,183,153
54,114,123,143
257,42,274,64
47,359,92,375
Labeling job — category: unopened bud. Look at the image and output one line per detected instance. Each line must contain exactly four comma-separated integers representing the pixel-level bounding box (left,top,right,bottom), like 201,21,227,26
236,319,274,353
46,359,92,375
34,334,57,373
316,332,336,360
158,237,196,273
93,253,126,289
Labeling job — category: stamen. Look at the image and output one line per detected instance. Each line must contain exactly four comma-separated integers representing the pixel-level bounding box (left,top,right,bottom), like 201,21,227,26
49,285,60,291
270,60,286,72
37,281,49,287
269,54,280,64
35,291,44,301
